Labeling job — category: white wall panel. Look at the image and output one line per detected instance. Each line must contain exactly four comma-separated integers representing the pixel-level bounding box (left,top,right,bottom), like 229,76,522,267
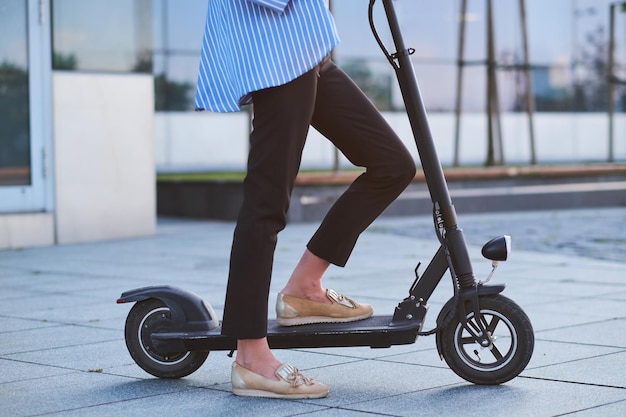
53,72,156,244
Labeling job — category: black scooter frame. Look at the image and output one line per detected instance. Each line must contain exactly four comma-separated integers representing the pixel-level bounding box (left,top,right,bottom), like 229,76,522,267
117,0,508,359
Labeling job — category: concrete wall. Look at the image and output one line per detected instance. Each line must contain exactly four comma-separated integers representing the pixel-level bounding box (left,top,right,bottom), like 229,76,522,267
52,72,156,244
155,112,626,172
0,213,55,249
155,111,251,170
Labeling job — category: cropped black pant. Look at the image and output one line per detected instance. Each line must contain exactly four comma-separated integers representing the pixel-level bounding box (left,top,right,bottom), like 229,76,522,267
221,58,416,339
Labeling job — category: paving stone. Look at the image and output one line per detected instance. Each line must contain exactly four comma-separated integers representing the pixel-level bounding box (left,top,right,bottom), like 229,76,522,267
0,210,624,416
345,376,626,417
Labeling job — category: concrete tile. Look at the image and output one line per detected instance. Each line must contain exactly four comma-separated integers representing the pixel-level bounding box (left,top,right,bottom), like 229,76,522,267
523,306,609,332
0,265,28,277
0,279,48,300
0,324,119,355
0,358,76,383
299,359,462,408
0,214,624,417
302,409,386,416
0,293,127,325
38,386,327,417
6,339,134,373
347,377,626,417
511,280,626,299
1,252,217,285
604,289,626,302
523,350,626,388
525,339,623,369
536,318,626,348
0,316,61,332
0,372,201,417
0,286,58,302
526,299,624,325
520,261,625,285
565,399,626,416
3,273,141,297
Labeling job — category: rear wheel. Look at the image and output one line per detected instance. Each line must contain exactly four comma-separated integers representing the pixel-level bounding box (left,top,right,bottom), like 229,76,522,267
439,294,534,385
124,299,208,378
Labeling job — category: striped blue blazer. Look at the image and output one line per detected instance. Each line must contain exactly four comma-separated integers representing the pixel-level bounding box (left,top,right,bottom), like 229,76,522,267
195,0,340,112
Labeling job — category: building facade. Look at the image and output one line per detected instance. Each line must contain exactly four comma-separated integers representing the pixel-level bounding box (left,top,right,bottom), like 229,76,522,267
0,0,155,249
1,0,624,249
153,0,625,171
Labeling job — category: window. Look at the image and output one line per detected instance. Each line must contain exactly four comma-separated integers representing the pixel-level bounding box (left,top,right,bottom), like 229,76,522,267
332,0,625,113
0,0,30,186
52,0,152,73
153,0,207,111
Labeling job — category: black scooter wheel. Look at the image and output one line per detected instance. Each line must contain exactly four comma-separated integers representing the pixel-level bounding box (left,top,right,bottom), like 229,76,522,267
124,299,209,379
439,294,534,385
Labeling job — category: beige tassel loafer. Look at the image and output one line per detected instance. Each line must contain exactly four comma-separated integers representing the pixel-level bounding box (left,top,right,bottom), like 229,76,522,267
231,362,329,399
276,289,373,326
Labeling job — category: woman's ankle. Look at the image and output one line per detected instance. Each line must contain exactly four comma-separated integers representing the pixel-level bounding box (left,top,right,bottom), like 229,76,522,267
281,249,330,302
280,285,329,304
235,338,282,380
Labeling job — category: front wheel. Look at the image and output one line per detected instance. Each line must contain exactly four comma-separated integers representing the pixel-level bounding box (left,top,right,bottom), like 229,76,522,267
438,294,534,385
124,299,209,379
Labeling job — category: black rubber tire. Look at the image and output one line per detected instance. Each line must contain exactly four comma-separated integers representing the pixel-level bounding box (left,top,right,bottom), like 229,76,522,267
124,298,209,379
439,294,534,385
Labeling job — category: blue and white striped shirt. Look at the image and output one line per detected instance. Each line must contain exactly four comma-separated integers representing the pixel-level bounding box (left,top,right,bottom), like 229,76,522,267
195,0,340,112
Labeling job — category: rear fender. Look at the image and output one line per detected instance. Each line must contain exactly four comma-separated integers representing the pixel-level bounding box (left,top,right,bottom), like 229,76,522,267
117,285,219,332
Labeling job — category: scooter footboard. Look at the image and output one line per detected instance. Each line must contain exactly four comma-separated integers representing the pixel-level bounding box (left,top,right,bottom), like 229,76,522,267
153,314,427,353
267,314,424,349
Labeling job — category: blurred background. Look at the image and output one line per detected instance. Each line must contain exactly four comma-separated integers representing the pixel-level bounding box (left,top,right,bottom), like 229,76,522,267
41,0,626,168
1,0,625,249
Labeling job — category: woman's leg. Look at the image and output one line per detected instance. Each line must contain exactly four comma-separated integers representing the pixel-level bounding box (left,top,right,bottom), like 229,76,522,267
222,65,320,379
280,60,415,306
306,60,416,267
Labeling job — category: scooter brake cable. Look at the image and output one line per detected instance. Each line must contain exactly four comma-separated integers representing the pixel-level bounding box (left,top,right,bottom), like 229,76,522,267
368,0,399,70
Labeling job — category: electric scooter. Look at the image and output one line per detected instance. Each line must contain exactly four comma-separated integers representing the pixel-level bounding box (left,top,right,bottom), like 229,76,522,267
117,0,534,385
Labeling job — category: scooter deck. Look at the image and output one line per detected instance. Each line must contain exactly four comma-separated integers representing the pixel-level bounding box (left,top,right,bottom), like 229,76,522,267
267,315,423,349
152,314,426,353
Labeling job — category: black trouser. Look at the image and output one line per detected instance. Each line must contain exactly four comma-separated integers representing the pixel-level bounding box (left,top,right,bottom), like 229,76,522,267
221,58,416,339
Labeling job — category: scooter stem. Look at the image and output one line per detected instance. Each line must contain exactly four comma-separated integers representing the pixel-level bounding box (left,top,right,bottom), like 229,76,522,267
380,0,475,287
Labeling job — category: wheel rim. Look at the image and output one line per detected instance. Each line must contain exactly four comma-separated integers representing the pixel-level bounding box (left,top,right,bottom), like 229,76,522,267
138,307,191,366
453,308,517,371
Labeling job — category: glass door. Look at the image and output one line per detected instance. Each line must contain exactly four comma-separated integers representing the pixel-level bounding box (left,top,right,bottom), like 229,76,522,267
0,0,51,213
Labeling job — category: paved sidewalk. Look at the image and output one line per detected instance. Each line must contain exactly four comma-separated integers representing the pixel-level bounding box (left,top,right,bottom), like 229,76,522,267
1,209,625,416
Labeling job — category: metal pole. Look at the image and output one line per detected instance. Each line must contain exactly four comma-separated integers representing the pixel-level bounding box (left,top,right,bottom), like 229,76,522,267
608,3,616,162
519,0,537,165
486,0,503,165
486,0,494,166
453,0,468,167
